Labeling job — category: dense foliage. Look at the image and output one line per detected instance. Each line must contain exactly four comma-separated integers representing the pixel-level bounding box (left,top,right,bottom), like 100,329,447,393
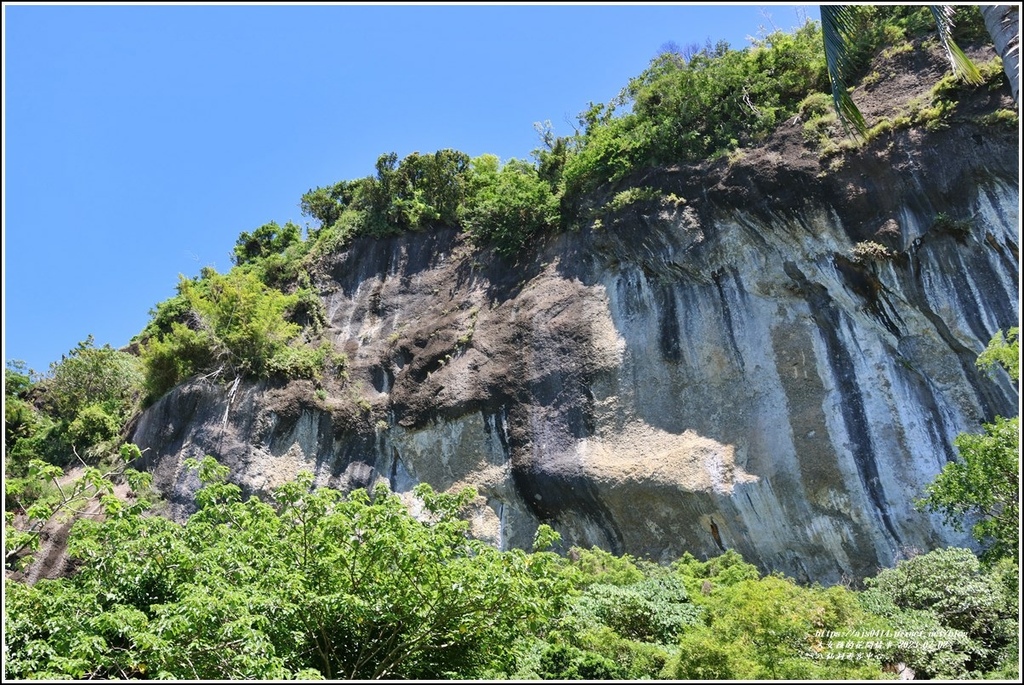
7,461,1018,680
289,5,992,256
137,267,338,403
5,338,142,483
5,459,559,679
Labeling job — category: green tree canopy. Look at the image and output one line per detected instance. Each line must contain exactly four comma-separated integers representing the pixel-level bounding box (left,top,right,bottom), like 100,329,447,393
4,460,555,679
233,221,302,266
919,416,1019,562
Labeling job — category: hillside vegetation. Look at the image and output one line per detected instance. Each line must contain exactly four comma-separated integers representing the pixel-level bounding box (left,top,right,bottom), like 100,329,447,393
5,5,1019,680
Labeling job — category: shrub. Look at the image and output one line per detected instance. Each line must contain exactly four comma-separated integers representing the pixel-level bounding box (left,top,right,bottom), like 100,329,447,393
565,546,647,587
976,327,1019,382
66,403,122,447
460,155,559,256
575,575,703,643
605,186,661,213
865,548,1000,632
851,240,895,262
797,91,836,119
45,336,142,425
667,626,753,679
140,322,217,403
265,340,344,382
140,269,306,399
233,221,302,267
932,211,972,239
537,643,622,680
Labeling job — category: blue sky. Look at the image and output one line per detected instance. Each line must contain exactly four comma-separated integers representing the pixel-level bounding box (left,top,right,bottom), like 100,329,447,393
3,2,820,375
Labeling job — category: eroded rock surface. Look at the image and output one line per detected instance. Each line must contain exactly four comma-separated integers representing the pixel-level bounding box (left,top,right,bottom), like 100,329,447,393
132,51,1018,584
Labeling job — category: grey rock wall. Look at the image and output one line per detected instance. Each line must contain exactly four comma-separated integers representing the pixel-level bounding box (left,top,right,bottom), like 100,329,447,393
132,124,1018,584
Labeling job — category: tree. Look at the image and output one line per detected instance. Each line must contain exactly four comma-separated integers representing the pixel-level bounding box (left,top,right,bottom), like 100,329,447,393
919,416,1019,561
572,575,701,643
233,221,301,266
918,328,1019,562
822,5,1018,134
300,181,351,232
459,155,560,256
860,547,1018,677
5,361,39,452
863,548,1008,636
976,326,1020,383
5,444,152,572
4,460,554,679
9,337,145,464
45,335,142,428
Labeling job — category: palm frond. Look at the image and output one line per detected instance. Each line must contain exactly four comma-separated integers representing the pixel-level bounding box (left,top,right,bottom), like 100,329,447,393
821,5,868,136
930,5,984,85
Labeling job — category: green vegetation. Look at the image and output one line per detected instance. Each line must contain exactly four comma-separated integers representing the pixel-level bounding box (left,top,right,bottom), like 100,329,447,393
7,460,1017,679
458,154,560,256
920,416,1020,562
821,5,988,135
282,6,999,259
860,547,1019,678
976,327,1020,383
233,220,302,267
918,328,1019,564
5,444,153,573
5,459,559,679
932,211,973,239
4,339,143,480
137,267,338,403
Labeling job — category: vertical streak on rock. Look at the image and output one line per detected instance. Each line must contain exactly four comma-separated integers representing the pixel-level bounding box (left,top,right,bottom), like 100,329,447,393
784,261,903,549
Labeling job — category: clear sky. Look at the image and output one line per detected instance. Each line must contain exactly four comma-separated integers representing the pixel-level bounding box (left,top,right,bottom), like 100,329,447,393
3,2,820,376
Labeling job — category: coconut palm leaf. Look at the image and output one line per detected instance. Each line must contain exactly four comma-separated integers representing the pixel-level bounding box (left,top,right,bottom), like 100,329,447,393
820,4,868,136
930,5,984,84
821,5,988,136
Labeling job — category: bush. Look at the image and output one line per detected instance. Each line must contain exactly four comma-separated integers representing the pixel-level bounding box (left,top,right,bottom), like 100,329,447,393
5,363,40,455
851,240,895,262
460,156,559,256
140,322,216,403
537,643,621,680
565,546,647,587
233,221,301,267
863,548,1003,635
140,269,306,399
976,327,1019,382
798,91,836,119
667,626,753,679
66,403,122,447
45,336,142,426
575,575,702,644
265,340,344,382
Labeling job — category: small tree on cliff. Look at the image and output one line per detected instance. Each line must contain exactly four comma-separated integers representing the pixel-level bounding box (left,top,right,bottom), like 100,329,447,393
918,329,1020,562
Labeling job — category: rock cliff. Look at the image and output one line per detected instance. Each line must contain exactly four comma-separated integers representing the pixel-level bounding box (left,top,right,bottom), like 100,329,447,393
131,54,1018,585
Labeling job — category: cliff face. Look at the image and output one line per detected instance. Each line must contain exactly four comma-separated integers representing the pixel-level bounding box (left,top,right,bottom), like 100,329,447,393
131,91,1018,585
